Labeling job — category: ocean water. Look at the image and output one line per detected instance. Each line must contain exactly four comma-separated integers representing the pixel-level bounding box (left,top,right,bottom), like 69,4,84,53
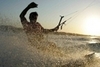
0,25,100,67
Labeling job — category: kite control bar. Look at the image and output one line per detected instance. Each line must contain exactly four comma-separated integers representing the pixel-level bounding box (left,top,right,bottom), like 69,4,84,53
57,15,71,30
57,15,64,28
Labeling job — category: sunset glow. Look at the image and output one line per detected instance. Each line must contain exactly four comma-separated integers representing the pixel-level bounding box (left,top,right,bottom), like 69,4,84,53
83,16,100,35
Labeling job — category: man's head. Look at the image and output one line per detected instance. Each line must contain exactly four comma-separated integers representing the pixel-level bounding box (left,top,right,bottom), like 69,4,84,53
29,12,38,22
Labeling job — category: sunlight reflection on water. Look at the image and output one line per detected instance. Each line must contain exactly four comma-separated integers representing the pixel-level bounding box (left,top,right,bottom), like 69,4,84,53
87,36,100,58
88,40,97,43
88,36,100,43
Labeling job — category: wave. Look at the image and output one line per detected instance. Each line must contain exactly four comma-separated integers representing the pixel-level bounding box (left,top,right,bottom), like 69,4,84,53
87,43,100,52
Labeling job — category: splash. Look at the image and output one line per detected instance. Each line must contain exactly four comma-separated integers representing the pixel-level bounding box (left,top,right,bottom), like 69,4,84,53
0,24,100,67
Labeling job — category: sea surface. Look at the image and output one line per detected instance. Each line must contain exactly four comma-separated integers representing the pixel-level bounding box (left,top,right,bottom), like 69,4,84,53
0,25,100,67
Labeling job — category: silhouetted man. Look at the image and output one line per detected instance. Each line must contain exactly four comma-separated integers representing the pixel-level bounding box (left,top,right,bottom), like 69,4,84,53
19,2,59,34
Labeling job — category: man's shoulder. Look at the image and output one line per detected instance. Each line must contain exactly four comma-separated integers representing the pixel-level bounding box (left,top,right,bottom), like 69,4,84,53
36,22,41,25
36,22,42,26
22,21,29,24
36,22,39,24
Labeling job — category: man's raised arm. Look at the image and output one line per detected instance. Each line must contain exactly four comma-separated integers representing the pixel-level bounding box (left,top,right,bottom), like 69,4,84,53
19,2,38,22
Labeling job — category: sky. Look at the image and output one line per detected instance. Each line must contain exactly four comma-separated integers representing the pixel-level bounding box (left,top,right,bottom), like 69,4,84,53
0,0,100,36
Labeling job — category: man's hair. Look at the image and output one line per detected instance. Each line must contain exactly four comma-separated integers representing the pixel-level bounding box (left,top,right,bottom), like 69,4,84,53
29,12,38,20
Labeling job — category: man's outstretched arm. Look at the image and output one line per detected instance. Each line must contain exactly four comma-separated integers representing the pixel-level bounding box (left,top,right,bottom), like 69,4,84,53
43,26,59,33
19,2,38,22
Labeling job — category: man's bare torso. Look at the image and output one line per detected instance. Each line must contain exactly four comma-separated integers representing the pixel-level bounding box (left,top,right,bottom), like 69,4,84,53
22,21,43,33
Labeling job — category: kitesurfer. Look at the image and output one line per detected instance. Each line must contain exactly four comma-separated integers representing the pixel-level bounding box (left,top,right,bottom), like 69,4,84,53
19,2,59,34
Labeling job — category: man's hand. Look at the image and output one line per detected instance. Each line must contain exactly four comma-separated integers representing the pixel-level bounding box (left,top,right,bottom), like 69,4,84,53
27,2,38,8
